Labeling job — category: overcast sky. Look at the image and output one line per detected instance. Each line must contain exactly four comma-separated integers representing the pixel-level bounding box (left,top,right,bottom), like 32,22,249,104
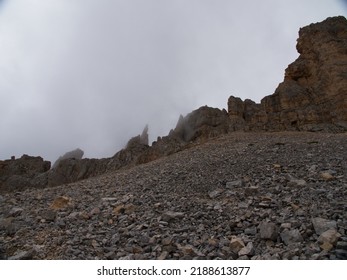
0,0,346,162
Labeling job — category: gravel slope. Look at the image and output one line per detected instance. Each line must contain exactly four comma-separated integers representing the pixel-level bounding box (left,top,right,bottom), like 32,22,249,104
1,132,346,260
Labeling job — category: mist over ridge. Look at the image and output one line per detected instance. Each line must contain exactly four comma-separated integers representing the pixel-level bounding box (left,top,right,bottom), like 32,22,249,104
0,1,346,162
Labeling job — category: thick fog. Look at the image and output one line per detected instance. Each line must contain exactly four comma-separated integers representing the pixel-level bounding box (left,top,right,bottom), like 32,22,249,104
0,0,346,162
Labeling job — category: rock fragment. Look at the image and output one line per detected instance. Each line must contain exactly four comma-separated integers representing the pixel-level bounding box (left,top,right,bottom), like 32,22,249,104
259,221,278,241
312,218,337,235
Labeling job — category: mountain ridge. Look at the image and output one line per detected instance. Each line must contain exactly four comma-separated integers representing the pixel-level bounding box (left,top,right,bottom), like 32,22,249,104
1,16,347,192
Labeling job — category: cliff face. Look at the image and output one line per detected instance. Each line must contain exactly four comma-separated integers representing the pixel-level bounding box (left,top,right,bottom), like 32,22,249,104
228,16,347,132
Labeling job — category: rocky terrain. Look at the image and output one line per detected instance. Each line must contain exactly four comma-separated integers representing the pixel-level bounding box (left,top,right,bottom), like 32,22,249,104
0,132,346,260
1,16,347,260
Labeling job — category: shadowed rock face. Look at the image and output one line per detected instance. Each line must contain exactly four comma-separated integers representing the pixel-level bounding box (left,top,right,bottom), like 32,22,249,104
228,16,347,132
0,155,51,192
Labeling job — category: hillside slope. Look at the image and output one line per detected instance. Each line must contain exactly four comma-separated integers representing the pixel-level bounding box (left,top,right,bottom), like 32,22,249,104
1,132,346,260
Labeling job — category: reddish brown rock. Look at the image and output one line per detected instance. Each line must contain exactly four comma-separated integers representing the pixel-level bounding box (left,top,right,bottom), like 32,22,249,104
228,16,347,132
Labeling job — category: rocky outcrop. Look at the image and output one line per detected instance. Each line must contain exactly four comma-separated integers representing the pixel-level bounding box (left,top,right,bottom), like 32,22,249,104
1,106,233,192
0,155,51,192
52,148,84,169
228,16,347,132
170,106,232,142
228,97,267,131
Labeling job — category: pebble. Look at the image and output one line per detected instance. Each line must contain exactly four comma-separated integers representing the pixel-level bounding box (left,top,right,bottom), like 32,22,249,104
226,179,244,188
320,171,335,181
8,207,23,217
229,237,245,254
238,242,254,257
280,229,304,245
161,211,184,222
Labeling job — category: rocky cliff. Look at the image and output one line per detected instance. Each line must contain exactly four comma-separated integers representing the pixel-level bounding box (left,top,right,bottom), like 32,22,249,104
228,16,347,132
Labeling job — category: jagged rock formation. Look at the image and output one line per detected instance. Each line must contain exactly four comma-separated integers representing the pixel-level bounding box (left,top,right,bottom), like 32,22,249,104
228,16,347,132
52,148,84,169
0,155,50,192
0,106,233,192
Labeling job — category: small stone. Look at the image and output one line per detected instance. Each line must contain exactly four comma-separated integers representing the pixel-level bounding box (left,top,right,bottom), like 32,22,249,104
288,179,307,187
280,223,292,229
244,186,259,196
229,237,245,254
90,207,101,215
336,241,347,250
158,251,169,260
40,209,57,222
113,204,125,215
259,221,278,241
280,229,303,245
312,217,337,235
244,227,257,236
78,211,90,220
181,245,195,256
226,179,244,188
0,218,17,236
335,249,347,259
208,238,218,247
161,211,184,222
50,196,71,210
113,203,135,215
320,172,334,181
8,207,23,217
238,242,254,256
318,229,341,246
8,249,35,260
132,245,143,254
101,197,118,201
320,242,334,251
208,189,223,199
162,237,173,246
